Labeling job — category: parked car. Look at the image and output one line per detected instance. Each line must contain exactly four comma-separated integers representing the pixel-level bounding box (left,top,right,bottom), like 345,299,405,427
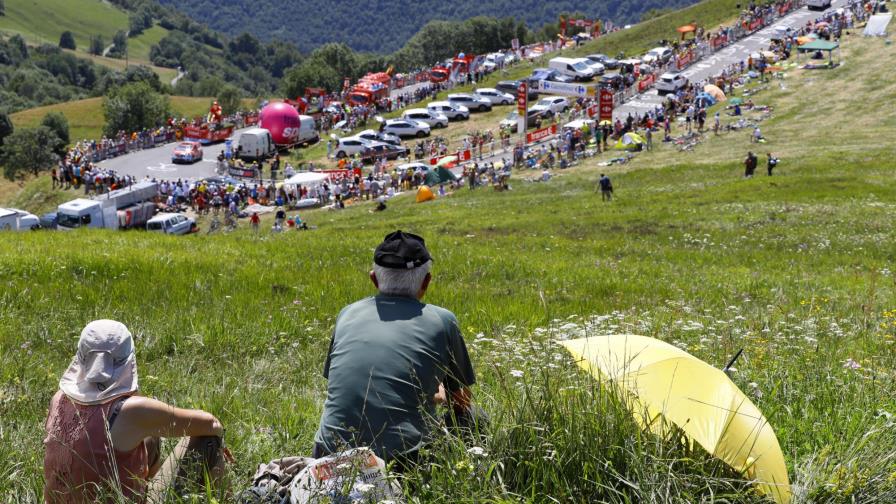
807,0,832,10
401,108,449,128
530,68,575,84
447,93,492,112
548,57,595,81
655,72,689,94
426,101,470,121
146,213,196,235
382,119,431,138
361,142,408,162
171,141,203,164
334,137,375,158
473,88,515,105
40,212,58,230
586,54,619,69
499,108,555,132
599,73,624,90
495,80,539,100
355,129,402,146
642,47,673,65
531,96,570,115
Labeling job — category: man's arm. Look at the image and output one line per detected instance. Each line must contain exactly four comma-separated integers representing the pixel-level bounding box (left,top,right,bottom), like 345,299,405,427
110,396,224,452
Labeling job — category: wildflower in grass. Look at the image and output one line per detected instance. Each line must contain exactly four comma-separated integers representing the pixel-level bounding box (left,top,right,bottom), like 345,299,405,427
843,358,861,370
510,369,524,378
357,483,376,494
467,446,488,457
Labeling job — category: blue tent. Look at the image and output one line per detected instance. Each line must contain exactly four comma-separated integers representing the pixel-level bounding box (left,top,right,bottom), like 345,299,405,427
695,92,716,107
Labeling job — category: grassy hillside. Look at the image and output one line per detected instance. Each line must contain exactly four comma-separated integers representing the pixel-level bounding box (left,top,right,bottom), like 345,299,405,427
1,33,895,502
0,0,177,79
0,0,128,51
9,96,221,143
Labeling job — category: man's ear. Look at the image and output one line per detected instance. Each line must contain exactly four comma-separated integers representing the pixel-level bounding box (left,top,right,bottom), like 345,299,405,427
370,270,379,289
417,273,432,299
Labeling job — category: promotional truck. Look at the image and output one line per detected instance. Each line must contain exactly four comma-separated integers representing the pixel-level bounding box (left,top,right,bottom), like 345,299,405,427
346,72,393,107
56,181,159,231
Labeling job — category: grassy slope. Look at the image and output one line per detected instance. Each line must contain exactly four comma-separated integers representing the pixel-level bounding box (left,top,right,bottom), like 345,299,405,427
9,96,230,143
0,0,176,79
0,0,127,51
0,34,894,502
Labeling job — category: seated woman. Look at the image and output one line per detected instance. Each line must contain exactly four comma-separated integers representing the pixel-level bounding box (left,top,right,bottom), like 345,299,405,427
44,320,230,503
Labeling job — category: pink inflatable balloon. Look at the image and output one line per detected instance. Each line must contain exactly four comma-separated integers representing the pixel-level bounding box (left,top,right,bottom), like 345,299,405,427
259,102,301,146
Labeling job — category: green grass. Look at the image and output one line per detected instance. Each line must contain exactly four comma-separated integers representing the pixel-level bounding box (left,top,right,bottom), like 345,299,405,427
0,0,127,52
128,24,170,63
0,0,178,80
1,33,895,502
8,96,241,146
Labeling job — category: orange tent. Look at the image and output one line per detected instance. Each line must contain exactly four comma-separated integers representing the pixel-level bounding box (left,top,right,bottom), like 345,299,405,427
416,185,435,203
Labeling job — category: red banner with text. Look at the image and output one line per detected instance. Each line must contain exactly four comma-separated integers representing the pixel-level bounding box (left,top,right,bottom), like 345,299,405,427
526,124,558,144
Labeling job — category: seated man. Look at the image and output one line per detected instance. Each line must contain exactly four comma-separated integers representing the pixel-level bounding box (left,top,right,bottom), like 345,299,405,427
44,320,230,503
314,231,479,468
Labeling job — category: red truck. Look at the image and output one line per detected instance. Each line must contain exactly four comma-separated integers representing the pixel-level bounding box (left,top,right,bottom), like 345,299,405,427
183,123,234,145
346,72,392,107
429,54,477,83
285,87,330,119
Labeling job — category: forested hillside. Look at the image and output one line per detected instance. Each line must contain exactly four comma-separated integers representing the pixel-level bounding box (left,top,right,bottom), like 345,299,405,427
158,0,701,53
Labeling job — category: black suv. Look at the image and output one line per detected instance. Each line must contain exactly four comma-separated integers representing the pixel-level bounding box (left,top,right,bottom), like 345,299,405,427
496,80,539,100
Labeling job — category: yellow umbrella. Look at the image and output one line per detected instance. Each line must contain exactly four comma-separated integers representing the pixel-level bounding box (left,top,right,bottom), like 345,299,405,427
561,335,791,504
703,84,727,101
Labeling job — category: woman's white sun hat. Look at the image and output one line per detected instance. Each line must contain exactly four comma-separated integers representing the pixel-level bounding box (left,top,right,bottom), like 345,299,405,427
59,320,138,405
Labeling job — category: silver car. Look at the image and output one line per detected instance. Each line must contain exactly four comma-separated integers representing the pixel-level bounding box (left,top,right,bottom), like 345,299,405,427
146,213,195,235
447,93,492,112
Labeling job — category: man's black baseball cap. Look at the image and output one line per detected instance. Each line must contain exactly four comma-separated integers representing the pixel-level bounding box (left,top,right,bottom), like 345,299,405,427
374,230,432,269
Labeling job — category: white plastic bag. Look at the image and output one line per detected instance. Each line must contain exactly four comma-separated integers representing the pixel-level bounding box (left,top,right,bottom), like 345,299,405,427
289,448,404,504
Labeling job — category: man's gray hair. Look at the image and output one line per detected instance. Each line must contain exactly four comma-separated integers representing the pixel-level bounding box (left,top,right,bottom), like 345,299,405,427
373,260,432,298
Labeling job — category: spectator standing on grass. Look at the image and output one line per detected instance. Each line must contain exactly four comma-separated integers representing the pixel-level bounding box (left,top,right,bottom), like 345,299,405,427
744,151,758,178
714,112,721,135
645,127,653,151
599,173,613,201
313,231,481,469
250,212,260,233
767,153,778,176
43,320,230,503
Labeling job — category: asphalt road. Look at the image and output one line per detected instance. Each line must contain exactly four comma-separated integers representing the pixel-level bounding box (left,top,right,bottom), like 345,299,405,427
615,1,848,119
100,79,436,181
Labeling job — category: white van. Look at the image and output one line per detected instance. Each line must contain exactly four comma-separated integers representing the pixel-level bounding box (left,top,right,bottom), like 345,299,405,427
297,115,319,146
548,57,595,81
237,128,277,161
807,0,831,10
0,208,39,231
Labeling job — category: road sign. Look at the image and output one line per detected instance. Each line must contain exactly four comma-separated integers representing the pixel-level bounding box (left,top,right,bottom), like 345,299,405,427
517,82,528,138
599,89,614,121
537,80,591,97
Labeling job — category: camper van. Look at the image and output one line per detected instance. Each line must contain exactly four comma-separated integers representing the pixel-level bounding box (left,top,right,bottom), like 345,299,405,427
548,57,595,81
297,115,319,146
236,128,277,161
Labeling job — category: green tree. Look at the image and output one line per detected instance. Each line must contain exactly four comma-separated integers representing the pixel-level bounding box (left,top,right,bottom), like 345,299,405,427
40,112,70,155
59,31,76,50
216,86,242,116
0,112,13,148
108,30,128,59
102,81,171,137
129,6,153,36
283,59,340,98
90,35,105,56
1,127,61,180
0,0,5,16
